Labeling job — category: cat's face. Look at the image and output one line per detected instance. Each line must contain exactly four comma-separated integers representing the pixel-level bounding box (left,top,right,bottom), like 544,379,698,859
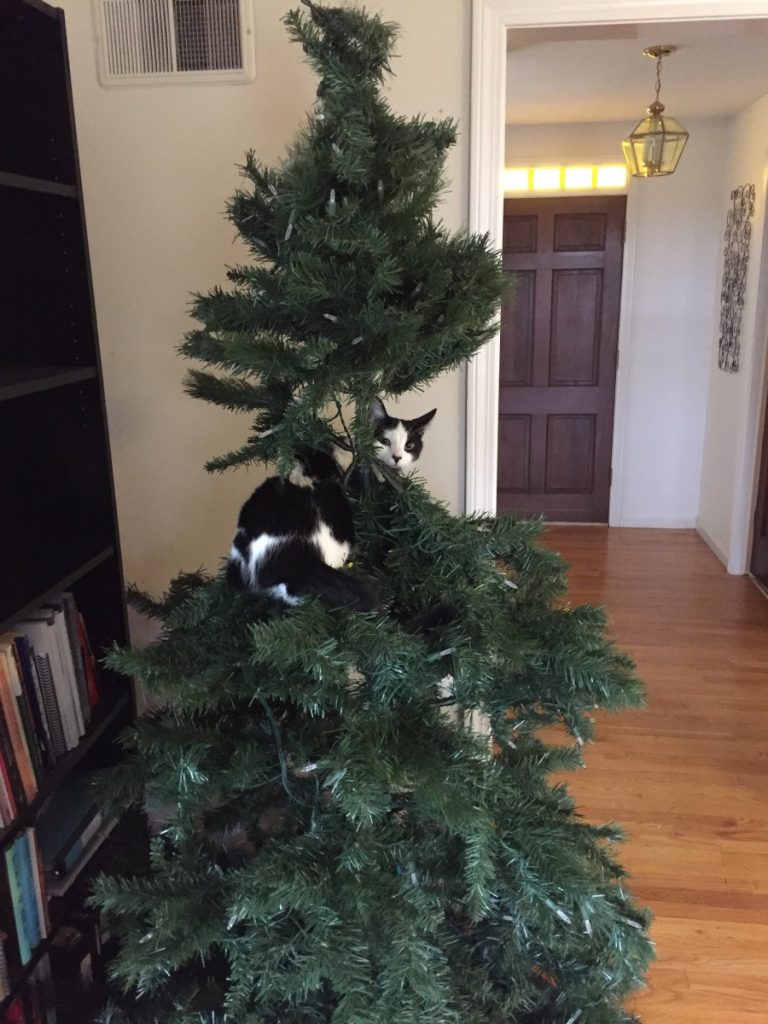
369,398,436,473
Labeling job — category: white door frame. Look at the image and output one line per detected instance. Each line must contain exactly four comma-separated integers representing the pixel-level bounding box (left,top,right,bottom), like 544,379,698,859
467,0,768,522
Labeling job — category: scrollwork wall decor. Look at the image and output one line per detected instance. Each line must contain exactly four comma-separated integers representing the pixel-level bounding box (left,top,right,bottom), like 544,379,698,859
718,183,755,373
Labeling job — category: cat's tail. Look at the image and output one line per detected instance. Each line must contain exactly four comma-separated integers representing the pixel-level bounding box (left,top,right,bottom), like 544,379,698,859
293,562,378,612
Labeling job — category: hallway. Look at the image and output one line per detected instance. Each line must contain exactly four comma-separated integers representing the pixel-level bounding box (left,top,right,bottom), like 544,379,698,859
541,527,768,1023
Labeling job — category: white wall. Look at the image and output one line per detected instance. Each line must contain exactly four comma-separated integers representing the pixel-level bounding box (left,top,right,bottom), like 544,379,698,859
697,94,768,570
57,0,470,599
506,119,728,527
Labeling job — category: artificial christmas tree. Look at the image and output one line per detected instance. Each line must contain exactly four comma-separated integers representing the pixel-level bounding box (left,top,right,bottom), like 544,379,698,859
92,3,654,1022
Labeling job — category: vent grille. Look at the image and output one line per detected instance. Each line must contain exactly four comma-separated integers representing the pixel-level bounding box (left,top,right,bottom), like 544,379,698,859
94,0,255,85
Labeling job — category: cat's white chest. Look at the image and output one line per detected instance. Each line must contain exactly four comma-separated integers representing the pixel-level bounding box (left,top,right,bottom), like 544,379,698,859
313,521,349,568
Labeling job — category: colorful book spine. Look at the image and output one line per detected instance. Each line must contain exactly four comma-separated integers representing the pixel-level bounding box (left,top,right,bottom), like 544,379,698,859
0,751,18,826
0,644,43,786
0,655,36,805
10,636,54,771
5,838,31,965
76,611,100,710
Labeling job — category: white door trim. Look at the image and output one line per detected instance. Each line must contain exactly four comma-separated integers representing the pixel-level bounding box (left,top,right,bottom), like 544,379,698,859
467,0,768,519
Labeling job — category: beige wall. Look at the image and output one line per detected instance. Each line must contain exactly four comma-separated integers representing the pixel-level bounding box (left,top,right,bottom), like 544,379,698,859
58,0,470,598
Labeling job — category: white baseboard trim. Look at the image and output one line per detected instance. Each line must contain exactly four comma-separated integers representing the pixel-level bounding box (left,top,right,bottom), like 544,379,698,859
695,519,729,568
615,515,696,529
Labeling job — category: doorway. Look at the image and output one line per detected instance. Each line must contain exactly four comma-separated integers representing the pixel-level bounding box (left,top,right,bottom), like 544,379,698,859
466,0,768,529
498,194,625,521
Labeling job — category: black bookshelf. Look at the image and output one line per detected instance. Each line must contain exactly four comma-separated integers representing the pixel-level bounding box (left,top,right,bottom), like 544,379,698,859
0,1,134,1018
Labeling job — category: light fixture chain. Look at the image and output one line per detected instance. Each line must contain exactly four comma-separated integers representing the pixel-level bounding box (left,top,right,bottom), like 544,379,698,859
655,53,663,104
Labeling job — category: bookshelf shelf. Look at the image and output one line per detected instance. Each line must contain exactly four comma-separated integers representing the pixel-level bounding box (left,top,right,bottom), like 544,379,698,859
0,171,78,200
0,546,117,636
0,2,133,1017
0,365,97,402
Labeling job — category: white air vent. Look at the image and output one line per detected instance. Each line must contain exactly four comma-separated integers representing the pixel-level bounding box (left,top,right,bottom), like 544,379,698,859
93,0,255,86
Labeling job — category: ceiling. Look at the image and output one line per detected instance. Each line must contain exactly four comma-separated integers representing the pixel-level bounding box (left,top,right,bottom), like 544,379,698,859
506,19,768,125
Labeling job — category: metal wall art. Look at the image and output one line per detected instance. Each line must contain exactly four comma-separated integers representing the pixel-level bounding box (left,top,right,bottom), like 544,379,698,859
718,183,756,373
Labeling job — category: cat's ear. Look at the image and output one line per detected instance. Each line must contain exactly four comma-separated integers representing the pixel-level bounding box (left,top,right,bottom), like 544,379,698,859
369,397,389,427
408,408,437,433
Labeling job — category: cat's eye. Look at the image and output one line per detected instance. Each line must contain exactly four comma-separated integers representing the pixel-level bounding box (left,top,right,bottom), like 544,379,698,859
405,442,415,451
380,438,391,446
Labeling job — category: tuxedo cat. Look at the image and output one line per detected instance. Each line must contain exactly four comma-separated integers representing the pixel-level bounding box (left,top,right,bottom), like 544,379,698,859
226,400,436,609
370,398,436,473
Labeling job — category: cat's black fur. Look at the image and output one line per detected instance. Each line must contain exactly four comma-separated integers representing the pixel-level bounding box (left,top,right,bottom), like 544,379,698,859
226,401,436,610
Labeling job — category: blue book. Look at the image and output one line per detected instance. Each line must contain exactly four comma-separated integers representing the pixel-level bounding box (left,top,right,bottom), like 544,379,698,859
15,830,41,952
5,838,31,964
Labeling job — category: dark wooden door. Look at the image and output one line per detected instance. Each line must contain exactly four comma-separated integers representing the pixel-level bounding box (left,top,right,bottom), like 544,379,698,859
497,195,626,521
750,395,768,585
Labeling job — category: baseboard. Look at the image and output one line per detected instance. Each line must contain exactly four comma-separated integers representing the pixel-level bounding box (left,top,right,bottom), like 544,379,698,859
695,519,729,567
615,515,697,529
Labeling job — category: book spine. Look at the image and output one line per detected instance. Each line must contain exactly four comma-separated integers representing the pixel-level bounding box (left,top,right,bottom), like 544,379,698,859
32,655,67,761
76,612,100,710
18,832,41,954
0,656,36,805
0,707,26,812
4,645,45,785
5,841,31,965
60,595,91,727
26,830,49,941
0,750,17,825
11,637,54,772
0,933,9,1001
48,610,85,740
23,622,78,752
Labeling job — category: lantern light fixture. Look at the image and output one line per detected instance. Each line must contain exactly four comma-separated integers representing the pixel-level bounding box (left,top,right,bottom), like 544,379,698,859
622,45,689,178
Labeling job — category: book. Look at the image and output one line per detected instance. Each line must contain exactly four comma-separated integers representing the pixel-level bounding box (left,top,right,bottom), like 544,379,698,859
28,655,67,763
0,856,22,976
8,636,55,771
0,750,18,826
4,837,32,965
26,830,49,943
0,643,43,785
3,995,26,1023
37,775,98,874
19,617,79,753
75,612,99,710
14,831,41,954
0,933,9,1001
37,609,85,742
0,708,27,814
57,596,91,729
0,653,37,805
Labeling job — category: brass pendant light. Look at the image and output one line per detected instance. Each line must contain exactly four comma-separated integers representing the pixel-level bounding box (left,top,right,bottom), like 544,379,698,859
622,45,689,178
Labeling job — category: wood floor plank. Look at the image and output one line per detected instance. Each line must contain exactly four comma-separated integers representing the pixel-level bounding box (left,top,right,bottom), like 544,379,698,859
541,526,768,1023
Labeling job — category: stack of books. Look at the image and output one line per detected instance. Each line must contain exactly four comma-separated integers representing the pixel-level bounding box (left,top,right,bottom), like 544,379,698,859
37,773,116,900
0,594,100,822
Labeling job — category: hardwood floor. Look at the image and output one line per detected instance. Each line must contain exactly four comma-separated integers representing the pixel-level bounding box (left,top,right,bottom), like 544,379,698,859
540,526,768,1023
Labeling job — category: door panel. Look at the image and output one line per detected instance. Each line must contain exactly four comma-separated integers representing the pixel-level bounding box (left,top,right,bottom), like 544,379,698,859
497,195,626,522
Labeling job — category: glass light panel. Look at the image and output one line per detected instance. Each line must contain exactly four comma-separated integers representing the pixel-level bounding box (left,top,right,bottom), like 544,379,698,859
564,166,593,190
503,167,530,192
532,167,560,191
596,165,627,188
